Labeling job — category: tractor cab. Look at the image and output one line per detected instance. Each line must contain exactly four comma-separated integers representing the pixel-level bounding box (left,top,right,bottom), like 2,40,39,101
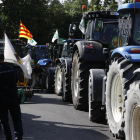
69,11,118,48
24,45,49,65
0,39,26,57
61,39,82,58
46,43,63,62
110,2,140,61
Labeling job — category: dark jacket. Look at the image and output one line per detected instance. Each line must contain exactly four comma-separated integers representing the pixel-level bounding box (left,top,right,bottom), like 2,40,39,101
0,63,18,100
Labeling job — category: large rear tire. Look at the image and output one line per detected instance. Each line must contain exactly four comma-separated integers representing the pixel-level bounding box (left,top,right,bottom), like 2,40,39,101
46,68,55,93
124,80,140,140
106,57,139,138
71,51,98,110
41,63,51,87
54,64,62,96
88,74,105,122
62,65,72,102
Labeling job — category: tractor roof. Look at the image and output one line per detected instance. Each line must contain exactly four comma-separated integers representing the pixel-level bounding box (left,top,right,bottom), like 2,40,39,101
84,11,117,19
64,39,82,43
35,45,48,48
117,3,140,13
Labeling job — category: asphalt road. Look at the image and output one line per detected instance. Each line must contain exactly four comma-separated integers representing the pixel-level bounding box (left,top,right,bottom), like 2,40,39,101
0,91,121,140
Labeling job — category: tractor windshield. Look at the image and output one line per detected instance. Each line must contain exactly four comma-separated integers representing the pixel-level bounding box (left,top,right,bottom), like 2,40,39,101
35,48,46,60
93,19,118,44
133,12,140,45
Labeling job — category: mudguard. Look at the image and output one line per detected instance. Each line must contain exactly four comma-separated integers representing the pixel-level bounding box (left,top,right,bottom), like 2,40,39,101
74,41,107,61
89,69,105,101
37,59,52,66
111,46,140,62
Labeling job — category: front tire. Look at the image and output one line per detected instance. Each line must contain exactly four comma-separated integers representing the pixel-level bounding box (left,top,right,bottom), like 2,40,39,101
41,63,51,87
106,57,139,138
62,65,72,102
46,68,55,93
54,64,62,96
124,80,140,140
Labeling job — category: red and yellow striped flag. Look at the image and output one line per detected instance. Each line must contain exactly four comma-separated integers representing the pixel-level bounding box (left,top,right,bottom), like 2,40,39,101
19,21,33,40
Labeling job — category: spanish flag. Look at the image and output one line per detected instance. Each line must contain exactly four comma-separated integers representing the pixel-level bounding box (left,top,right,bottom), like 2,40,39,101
19,21,33,40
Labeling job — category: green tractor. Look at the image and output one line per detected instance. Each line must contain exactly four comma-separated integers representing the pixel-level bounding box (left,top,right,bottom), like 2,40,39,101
0,39,33,103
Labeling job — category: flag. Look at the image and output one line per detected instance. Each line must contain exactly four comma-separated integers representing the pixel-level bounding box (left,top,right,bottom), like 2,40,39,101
115,0,122,6
4,34,32,79
19,21,33,40
79,17,85,34
52,30,59,42
28,38,37,46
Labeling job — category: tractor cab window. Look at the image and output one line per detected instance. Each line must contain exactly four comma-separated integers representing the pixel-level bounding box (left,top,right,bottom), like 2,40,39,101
133,12,140,45
62,42,68,57
85,20,92,40
35,47,46,60
118,13,130,47
93,19,118,44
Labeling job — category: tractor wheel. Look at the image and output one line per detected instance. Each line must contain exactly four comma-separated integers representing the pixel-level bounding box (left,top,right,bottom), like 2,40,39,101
46,68,55,93
15,67,24,82
124,80,140,140
71,51,97,110
41,63,51,87
54,64,62,96
106,57,140,139
18,89,25,104
62,65,72,102
88,74,105,122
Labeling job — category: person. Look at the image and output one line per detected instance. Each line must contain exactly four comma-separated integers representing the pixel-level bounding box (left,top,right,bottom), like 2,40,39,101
50,62,54,68
33,63,43,92
0,53,23,140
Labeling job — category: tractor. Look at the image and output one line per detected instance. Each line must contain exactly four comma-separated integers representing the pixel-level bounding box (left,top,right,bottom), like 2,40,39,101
24,45,52,88
68,11,118,111
0,39,33,103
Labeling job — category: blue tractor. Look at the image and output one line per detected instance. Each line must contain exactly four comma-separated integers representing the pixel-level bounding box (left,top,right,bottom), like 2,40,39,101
25,45,52,87
88,1,140,139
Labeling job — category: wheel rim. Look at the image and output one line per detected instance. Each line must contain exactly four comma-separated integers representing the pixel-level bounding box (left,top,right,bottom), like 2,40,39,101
89,76,91,120
111,74,123,123
132,105,140,140
46,76,48,89
73,63,79,97
56,69,62,91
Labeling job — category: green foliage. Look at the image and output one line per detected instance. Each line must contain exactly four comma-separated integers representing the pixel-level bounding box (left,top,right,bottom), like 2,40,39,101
0,0,120,45
110,0,118,10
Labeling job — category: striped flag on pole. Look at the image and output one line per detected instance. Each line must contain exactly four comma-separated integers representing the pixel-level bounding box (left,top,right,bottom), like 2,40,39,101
19,21,33,40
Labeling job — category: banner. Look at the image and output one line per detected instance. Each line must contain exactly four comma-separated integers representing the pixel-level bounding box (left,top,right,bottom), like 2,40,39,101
28,38,37,46
79,18,85,34
52,30,59,42
19,21,33,40
57,38,64,44
4,34,32,79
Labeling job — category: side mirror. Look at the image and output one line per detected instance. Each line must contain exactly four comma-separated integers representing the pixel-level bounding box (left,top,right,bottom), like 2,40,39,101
95,19,103,31
69,24,76,36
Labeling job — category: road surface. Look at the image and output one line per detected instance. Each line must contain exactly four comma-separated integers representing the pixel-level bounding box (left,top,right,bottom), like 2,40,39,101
0,91,121,140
